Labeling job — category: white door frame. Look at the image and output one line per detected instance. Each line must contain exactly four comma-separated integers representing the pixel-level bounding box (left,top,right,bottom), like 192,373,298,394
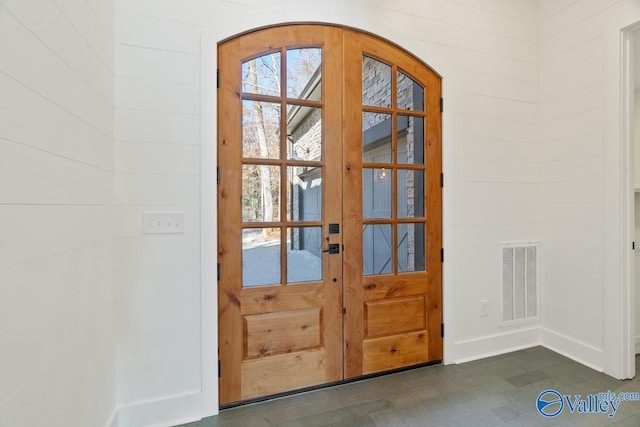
620,24,636,379
605,1,640,380
199,21,456,416
200,31,219,417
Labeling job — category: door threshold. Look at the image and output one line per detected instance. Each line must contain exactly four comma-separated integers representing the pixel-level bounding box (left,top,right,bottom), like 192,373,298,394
220,360,442,410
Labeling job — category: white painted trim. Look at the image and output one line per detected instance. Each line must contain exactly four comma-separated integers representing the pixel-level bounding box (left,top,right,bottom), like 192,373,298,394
104,407,118,427
200,30,219,418
621,23,639,380
441,77,455,366
540,328,605,373
455,343,541,365
453,327,540,364
603,0,640,380
445,325,607,372
117,390,202,427
453,325,607,372
205,19,457,401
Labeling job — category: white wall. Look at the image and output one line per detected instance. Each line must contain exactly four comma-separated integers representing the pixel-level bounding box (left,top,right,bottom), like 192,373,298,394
113,0,542,424
537,0,610,368
0,0,116,426
6,1,640,426
3,1,639,426
113,2,203,426
537,0,640,375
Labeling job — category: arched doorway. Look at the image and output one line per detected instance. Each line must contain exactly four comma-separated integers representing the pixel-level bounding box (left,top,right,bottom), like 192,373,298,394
217,24,442,406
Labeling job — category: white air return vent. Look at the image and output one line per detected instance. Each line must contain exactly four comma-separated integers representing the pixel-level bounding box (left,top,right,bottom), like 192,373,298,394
499,242,540,325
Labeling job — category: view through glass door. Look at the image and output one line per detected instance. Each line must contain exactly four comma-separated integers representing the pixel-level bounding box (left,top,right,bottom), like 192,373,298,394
218,24,442,406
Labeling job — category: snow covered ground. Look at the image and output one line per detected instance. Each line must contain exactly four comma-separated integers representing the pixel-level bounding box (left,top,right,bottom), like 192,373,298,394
242,231,322,286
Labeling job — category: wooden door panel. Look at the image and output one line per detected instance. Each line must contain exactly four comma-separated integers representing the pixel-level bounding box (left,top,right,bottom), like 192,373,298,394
241,349,328,399
362,331,429,374
343,29,442,378
362,274,429,299
239,282,324,315
218,25,344,405
365,295,426,338
244,308,322,358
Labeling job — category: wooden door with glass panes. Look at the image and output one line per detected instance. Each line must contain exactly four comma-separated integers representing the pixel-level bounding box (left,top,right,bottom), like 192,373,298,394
342,30,442,377
218,25,441,406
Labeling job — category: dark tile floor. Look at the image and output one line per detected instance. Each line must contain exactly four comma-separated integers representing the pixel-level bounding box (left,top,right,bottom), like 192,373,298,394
177,347,640,426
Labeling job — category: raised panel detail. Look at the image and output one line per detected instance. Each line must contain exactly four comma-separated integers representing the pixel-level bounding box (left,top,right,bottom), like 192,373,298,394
362,274,428,300
240,283,324,315
244,308,322,358
362,331,428,374
365,295,425,338
241,349,327,400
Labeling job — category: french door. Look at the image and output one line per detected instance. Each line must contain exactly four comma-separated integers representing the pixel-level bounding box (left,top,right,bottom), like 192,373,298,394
218,24,442,406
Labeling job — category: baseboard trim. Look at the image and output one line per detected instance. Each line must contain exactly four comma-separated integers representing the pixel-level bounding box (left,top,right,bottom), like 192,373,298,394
453,327,541,364
451,326,606,375
105,407,118,427
117,390,202,427
112,328,610,426
540,327,604,372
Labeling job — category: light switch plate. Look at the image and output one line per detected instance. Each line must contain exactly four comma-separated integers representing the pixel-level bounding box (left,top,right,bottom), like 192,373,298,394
143,212,185,234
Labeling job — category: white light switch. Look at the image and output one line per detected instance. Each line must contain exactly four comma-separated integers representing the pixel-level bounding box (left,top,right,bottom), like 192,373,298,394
480,299,489,317
143,212,185,234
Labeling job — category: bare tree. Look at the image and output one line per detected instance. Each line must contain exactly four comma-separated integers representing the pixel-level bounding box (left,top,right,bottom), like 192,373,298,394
241,50,321,224
247,60,275,222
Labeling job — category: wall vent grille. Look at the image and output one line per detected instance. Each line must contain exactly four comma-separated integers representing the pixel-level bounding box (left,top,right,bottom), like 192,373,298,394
499,242,540,325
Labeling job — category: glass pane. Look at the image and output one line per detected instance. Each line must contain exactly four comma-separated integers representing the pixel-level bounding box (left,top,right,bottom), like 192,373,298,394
398,223,425,273
362,56,391,108
287,227,322,283
242,52,281,96
242,100,281,159
362,112,392,162
363,168,392,219
287,48,322,100
397,169,424,218
287,105,322,160
397,116,424,164
397,71,424,111
288,166,322,221
242,165,280,222
363,224,392,276
243,228,281,287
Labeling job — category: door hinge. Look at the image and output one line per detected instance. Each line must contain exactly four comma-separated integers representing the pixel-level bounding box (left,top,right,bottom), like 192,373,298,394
441,323,444,338
217,166,220,184
440,97,444,113
217,263,220,281
440,172,444,188
218,359,221,378
217,69,220,89
440,248,444,263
